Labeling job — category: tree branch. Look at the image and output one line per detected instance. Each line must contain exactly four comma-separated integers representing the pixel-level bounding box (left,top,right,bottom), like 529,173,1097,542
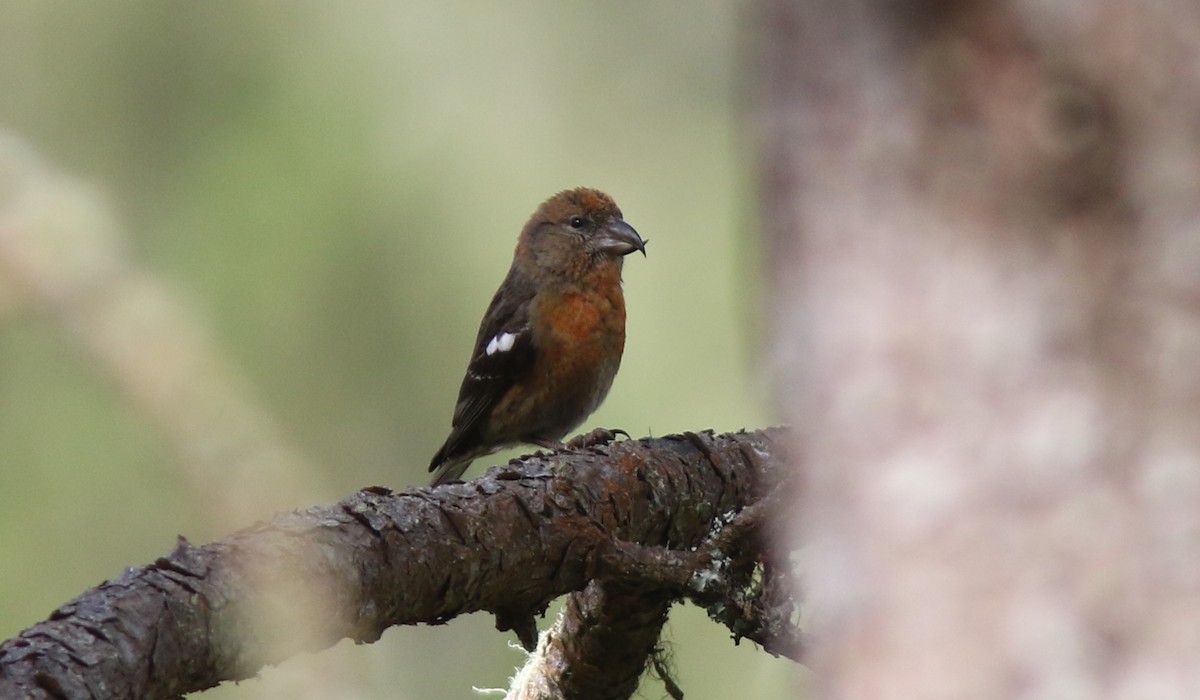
507,482,810,700
0,428,792,699
509,580,675,700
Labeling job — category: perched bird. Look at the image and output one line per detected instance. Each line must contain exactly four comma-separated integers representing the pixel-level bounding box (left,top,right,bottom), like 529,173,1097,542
429,187,646,486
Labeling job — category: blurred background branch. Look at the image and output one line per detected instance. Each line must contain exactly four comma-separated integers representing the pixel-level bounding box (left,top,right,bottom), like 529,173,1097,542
0,128,326,524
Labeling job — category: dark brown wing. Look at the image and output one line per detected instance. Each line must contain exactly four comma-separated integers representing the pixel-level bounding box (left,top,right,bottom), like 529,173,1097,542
429,266,538,477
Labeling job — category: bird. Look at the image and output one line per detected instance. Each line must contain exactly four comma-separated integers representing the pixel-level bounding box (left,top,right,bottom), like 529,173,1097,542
428,187,646,486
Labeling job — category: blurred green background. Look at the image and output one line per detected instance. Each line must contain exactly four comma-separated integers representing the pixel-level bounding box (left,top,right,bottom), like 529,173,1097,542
0,2,800,697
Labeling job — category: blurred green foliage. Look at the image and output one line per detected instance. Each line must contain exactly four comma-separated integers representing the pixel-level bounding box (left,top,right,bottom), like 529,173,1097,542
0,2,798,697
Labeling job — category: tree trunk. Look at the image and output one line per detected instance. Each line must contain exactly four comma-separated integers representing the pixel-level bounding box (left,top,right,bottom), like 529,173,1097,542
756,1,1200,697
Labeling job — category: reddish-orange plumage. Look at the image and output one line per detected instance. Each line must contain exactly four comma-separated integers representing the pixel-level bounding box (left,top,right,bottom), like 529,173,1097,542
428,188,645,485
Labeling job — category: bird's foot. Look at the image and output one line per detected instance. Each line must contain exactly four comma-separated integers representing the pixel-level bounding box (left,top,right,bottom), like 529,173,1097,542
566,427,629,450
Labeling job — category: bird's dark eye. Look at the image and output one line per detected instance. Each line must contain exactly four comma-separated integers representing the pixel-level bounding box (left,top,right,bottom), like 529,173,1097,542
568,216,587,230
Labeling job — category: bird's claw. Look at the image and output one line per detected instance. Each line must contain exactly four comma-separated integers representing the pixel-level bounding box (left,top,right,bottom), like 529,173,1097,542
566,427,629,450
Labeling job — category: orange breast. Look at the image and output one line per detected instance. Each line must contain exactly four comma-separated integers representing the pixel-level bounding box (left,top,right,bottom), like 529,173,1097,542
486,273,627,442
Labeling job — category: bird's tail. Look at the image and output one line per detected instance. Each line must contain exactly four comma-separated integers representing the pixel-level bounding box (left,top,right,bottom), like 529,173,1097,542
429,452,475,486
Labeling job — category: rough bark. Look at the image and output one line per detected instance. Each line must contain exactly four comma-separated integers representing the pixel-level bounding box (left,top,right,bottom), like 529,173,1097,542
507,483,811,699
757,0,1200,697
513,581,675,700
0,429,792,700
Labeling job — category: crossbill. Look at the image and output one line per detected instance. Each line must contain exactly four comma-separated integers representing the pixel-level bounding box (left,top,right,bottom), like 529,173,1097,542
429,188,646,485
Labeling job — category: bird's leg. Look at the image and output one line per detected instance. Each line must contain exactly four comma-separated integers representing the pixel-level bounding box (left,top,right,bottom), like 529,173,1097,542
566,427,629,450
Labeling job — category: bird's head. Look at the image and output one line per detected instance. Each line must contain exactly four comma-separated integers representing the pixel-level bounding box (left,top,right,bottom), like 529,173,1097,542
517,187,646,282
